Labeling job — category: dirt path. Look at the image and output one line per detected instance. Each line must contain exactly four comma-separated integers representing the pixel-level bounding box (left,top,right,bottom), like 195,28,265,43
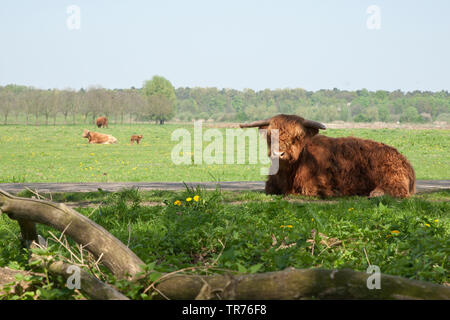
0,180,448,194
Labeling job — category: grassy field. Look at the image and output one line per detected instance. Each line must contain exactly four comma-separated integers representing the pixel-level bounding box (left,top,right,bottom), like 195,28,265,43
0,188,448,299
0,124,448,183
0,124,448,299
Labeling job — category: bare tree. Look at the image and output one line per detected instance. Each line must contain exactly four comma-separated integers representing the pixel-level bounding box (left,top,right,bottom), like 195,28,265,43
18,89,35,125
37,90,54,126
60,89,81,125
123,89,144,124
0,87,14,125
50,89,61,126
86,86,109,124
59,89,72,125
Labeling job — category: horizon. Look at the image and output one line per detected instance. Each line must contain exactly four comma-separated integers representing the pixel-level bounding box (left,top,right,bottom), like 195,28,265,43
2,82,449,94
1,1,449,92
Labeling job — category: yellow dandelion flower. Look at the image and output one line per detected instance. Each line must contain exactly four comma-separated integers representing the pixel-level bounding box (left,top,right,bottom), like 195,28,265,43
391,230,400,234
424,223,430,227
186,197,192,202
193,195,200,202
434,219,439,223
174,200,181,206
286,225,293,228
348,208,354,211
280,225,285,228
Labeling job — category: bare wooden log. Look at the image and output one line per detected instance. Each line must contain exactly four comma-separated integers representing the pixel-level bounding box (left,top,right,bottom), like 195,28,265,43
0,189,144,280
152,268,450,300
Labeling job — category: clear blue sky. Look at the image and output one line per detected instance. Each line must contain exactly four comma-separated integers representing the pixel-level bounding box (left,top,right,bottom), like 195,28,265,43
1,0,449,91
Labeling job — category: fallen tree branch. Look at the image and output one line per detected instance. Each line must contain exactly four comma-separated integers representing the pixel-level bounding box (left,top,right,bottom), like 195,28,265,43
0,189,144,280
151,267,450,300
0,261,129,300
29,242,129,300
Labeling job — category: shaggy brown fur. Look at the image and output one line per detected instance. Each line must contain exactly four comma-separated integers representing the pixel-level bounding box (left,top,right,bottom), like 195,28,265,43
240,114,416,198
130,134,143,144
96,116,108,128
82,129,117,144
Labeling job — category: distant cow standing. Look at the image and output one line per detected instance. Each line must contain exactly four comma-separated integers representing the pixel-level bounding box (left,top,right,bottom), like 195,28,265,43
130,135,143,144
96,117,108,128
82,129,117,144
240,114,416,198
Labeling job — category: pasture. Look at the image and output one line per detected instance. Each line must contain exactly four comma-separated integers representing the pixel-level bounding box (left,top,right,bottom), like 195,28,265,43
0,124,448,183
0,124,449,299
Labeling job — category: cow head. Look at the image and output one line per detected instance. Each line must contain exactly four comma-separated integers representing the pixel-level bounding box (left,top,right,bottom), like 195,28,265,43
240,114,326,165
82,129,90,138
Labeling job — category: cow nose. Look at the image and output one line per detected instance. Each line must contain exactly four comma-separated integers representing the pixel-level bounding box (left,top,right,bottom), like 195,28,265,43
272,151,285,158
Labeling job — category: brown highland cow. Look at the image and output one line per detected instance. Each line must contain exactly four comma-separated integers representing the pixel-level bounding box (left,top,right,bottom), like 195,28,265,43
96,116,108,128
240,114,416,198
130,134,143,144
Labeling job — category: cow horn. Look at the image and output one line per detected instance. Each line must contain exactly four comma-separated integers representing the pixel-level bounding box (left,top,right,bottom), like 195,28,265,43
239,119,271,128
303,119,326,130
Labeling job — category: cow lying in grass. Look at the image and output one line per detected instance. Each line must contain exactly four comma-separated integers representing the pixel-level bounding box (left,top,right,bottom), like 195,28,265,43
82,129,117,144
130,135,143,144
240,114,416,198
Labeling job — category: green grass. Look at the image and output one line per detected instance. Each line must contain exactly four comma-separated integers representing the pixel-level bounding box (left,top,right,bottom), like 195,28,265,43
1,189,448,292
0,124,448,183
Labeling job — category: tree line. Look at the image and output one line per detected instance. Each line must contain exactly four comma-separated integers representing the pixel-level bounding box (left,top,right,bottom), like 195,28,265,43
175,87,450,124
0,77,449,125
0,76,176,126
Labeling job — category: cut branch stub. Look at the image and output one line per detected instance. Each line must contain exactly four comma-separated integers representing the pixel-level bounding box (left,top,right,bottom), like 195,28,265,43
17,218,38,248
0,189,144,280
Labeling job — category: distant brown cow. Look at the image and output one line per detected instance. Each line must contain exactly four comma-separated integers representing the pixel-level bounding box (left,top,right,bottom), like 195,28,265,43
96,116,108,128
240,114,416,198
82,129,117,144
130,134,143,144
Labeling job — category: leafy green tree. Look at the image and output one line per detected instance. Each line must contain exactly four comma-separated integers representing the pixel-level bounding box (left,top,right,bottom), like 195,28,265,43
142,76,176,124
365,106,379,122
145,94,174,124
401,106,421,123
378,105,390,122
354,114,371,122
